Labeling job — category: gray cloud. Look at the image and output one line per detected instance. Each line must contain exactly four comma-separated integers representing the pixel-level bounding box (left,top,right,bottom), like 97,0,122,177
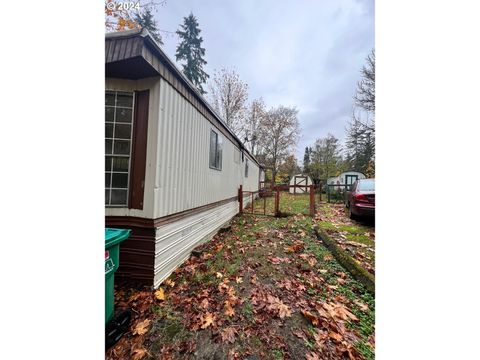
155,0,374,162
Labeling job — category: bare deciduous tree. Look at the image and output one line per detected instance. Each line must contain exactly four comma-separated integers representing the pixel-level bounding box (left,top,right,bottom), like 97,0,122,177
258,106,300,183
242,98,266,155
354,49,375,113
208,68,248,135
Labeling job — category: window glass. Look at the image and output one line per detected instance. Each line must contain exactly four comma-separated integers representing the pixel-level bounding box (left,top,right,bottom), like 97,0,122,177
209,130,222,170
358,179,375,191
105,92,115,106
217,134,223,169
112,173,129,188
112,157,129,172
116,92,134,107
114,123,131,139
105,123,113,138
234,147,240,164
114,140,130,155
116,108,133,123
110,189,128,205
105,107,115,122
245,158,249,177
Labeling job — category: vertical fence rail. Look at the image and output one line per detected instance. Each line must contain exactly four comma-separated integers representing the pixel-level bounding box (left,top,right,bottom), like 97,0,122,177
274,190,280,217
309,185,315,217
238,185,243,214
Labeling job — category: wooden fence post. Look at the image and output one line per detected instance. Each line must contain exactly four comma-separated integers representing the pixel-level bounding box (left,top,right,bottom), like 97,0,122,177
274,189,280,217
309,185,315,217
251,192,254,213
239,185,243,214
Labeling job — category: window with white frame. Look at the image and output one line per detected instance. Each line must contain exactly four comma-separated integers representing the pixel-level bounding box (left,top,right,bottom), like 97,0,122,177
209,129,223,170
105,91,134,206
245,158,249,177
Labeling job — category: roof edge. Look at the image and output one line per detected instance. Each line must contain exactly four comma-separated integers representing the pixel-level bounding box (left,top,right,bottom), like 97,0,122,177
105,29,260,167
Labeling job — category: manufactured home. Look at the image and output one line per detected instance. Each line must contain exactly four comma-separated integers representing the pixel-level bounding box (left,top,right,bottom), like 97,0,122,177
105,29,260,288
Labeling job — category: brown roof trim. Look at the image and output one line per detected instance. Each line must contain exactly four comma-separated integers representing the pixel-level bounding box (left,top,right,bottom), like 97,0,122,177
106,196,238,229
105,29,260,167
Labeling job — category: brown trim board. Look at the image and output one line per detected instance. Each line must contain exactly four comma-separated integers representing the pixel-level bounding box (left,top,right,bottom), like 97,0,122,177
107,196,238,229
128,90,149,210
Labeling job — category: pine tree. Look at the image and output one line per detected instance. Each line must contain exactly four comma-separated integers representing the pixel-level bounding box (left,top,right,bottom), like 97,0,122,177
176,13,209,94
134,8,163,45
303,147,311,173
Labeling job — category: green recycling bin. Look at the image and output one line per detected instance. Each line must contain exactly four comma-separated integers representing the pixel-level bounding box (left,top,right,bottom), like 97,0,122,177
105,228,131,324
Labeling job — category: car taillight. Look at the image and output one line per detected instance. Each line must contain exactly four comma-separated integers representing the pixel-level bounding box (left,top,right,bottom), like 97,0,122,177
354,194,369,203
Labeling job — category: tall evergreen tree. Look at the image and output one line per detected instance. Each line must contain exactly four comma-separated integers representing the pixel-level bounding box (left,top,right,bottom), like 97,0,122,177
303,147,311,173
134,8,163,45
176,13,209,94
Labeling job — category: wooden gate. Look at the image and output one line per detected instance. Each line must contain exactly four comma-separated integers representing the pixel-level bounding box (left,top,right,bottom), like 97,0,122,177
293,176,308,194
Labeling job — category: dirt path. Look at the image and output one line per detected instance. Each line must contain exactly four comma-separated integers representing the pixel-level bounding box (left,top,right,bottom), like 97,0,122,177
107,213,375,360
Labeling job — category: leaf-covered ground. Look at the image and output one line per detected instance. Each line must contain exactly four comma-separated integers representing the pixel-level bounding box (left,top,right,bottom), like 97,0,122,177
315,203,375,275
106,198,375,360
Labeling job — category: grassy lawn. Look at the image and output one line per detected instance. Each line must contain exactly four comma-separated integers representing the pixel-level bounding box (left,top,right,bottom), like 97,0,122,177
248,192,313,216
107,197,375,360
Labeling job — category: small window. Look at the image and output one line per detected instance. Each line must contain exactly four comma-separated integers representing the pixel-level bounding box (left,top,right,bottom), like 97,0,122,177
245,158,249,177
234,147,240,164
209,129,223,170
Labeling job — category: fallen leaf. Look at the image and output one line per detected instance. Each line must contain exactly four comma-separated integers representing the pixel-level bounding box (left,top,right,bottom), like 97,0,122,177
164,279,175,287
302,310,320,326
131,348,147,360
132,319,151,335
354,300,369,312
323,254,333,261
200,298,209,309
216,272,223,278
221,327,236,343
200,312,214,329
155,288,165,301
277,303,292,319
224,301,235,317
235,276,243,284
201,253,214,260
337,277,346,285
306,352,320,360
293,329,307,341
329,331,343,342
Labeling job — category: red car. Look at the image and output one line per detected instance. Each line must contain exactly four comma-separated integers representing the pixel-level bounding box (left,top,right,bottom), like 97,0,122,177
345,179,375,219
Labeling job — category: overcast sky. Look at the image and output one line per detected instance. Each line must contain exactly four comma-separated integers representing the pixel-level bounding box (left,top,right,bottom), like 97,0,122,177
154,0,374,161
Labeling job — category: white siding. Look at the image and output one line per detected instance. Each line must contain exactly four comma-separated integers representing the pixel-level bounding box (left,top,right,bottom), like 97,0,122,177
243,156,260,192
153,199,238,288
153,78,259,218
